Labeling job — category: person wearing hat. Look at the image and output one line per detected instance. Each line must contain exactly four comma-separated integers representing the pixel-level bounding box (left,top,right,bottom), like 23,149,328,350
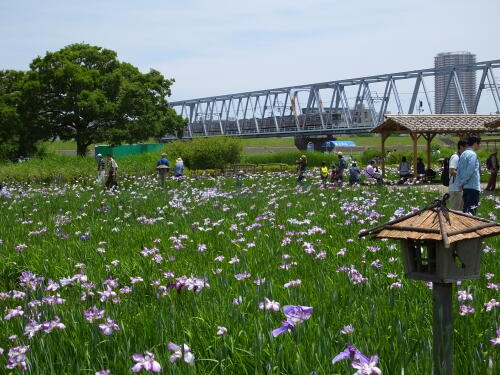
296,155,307,185
105,154,118,190
336,151,347,183
156,153,170,186
96,153,105,183
174,157,184,178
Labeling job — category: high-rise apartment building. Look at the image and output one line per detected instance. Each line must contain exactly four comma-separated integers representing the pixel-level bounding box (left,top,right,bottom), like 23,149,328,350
434,52,476,113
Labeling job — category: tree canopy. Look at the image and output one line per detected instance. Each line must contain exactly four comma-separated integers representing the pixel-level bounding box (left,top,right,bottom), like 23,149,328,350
0,70,48,160
0,43,186,158
29,43,186,156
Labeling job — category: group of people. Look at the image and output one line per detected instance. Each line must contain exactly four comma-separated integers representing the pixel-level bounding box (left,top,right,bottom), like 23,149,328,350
295,136,498,215
96,153,118,189
297,152,383,186
447,137,498,214
156,153,185,186
95,152,185,189
397,157,436,182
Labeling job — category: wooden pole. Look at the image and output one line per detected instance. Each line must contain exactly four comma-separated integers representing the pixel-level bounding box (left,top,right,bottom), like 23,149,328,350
410,132,418,176
424,133,437,171
381,133,389,178
432,282,453,375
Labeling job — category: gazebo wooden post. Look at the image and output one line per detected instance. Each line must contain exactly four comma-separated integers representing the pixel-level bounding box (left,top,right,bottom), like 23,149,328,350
423,133,437,170
410,132,419,175
381,132,389,177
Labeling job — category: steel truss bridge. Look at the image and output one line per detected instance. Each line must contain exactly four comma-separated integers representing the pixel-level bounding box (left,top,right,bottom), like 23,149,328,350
168,59,500,139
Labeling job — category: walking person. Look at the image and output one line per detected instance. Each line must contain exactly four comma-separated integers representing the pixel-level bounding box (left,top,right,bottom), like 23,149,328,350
174,157,184,178
105,154,118,190
447,140,467,210
96,154,105,183
398,156,411,182
485,149,498,191
349,162,361,185
156,153,170,186
455,136,481,214
336,152,347,183
296,155,307,185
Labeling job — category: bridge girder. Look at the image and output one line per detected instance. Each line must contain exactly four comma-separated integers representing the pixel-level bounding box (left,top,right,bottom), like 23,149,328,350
166,60,500,140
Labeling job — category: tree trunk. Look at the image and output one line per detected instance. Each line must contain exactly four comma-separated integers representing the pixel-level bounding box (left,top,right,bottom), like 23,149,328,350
76,140,89,157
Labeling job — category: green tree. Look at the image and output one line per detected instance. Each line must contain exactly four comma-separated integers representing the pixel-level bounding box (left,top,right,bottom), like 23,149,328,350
0,70,48,160
29,43,186,156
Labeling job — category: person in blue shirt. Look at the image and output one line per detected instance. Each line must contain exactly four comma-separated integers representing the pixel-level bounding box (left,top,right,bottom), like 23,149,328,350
156,153,170,186
455,136,481,214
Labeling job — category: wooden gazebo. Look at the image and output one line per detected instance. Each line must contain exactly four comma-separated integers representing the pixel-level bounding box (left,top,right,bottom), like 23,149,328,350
372,114,500,177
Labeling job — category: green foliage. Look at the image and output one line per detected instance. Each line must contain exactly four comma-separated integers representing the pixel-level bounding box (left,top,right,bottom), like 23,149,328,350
243,151,344,167
0,70,50,160
165,137,243,170
28,43,186,156
361,150,382,165
0,154,162,184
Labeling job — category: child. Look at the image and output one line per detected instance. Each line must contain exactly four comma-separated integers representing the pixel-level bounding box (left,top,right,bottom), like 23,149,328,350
320,162,329,184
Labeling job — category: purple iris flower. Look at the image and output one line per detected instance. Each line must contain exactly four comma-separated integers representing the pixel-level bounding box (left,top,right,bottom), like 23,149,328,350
272,319,296,337
272,305,312,337
98,318,120,336
131,351,161,373
332,344,368,364
6,345,30,371
352,355,382,375
332,344,382,374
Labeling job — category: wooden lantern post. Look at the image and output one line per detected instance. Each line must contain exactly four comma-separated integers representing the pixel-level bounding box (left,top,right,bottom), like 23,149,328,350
359,194,500,375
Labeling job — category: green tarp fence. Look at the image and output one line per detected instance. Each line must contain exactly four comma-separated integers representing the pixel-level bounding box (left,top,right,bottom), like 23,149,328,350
94,144,164,158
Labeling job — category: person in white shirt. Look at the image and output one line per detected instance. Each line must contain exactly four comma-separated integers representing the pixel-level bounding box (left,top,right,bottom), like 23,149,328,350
105,154,118,190
448,140,467,210
363,160,382,184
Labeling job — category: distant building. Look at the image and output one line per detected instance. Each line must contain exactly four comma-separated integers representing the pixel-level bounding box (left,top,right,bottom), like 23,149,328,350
435,52,476,114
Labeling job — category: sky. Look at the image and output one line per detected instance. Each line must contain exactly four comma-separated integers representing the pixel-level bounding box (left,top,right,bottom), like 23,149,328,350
1,0,499,103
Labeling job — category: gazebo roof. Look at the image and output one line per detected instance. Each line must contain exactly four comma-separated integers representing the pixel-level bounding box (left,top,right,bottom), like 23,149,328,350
486,117,500,129
359,195,500,247
371,114,500,134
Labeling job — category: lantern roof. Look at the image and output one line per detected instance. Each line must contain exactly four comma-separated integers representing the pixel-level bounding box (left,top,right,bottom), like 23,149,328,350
359,194,500,247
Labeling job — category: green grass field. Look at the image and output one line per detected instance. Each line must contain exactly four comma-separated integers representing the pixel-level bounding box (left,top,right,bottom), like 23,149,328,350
40,135,451,154
40,133,500,156
0,175,498,374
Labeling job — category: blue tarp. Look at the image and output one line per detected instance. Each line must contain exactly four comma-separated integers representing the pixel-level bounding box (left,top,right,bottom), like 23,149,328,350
322,141,357,147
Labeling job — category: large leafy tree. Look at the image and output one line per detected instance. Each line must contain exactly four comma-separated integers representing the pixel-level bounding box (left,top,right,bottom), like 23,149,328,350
29,43,186,156
0,70,47,160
